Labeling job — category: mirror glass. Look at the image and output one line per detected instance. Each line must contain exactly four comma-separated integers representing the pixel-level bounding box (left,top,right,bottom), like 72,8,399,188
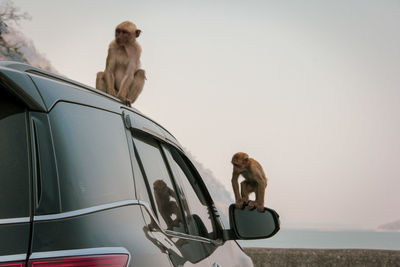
230,204,280,239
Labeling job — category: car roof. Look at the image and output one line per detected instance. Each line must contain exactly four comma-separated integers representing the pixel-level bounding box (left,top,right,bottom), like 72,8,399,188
0,61,182,149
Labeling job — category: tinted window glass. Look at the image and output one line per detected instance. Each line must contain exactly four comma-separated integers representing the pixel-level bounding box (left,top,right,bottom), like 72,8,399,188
164,146,216,239
131,144,152,205
0,89,30,218
133,136,186,233
49,102,134,211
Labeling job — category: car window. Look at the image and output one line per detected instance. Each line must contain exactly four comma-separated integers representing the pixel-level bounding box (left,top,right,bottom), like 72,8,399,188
163,145,217,240
132,136,186,234
49,103,134,212
0,89,30,218
130,145,152,206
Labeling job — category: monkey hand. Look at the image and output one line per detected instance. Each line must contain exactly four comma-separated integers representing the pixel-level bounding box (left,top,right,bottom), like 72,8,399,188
247,201,256,210
235,199,245,209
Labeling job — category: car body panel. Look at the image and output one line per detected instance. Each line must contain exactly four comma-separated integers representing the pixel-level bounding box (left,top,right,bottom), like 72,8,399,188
0,61,255,267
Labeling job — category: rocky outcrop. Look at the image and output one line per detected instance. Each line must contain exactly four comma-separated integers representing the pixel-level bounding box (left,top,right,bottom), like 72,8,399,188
0,35,28,62
0,25,56,72
378,220,400,232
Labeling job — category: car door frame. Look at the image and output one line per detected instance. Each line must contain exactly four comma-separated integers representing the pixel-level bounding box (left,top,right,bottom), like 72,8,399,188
121,109,225,266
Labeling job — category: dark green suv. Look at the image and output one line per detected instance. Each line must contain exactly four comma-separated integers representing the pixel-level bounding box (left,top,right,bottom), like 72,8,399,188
0,61,279,267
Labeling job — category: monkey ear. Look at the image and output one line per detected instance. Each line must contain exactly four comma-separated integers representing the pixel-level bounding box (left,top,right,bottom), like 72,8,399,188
243,157,249,165
136,29,141,38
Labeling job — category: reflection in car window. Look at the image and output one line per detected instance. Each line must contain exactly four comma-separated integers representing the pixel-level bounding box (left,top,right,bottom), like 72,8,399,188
133,137,185,233
164,146,216,240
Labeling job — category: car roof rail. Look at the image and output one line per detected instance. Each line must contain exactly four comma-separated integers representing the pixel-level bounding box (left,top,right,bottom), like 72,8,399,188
0,61,122,104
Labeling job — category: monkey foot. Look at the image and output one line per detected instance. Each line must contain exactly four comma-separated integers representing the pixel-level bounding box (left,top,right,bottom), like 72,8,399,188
123,100,132,107
256,207,265,212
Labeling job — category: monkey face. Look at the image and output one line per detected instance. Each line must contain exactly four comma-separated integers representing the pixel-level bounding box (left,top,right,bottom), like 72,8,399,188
115,21,139,46
115,27,132,45
232,152,249,173
232,162,245,173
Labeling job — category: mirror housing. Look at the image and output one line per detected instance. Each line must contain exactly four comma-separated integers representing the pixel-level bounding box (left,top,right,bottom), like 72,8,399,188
225,204,280,240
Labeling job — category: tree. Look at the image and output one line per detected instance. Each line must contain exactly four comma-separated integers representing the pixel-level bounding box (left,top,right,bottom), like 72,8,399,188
0,0,30,34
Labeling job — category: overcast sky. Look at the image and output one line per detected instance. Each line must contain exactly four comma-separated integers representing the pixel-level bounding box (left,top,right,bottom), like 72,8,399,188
9,0,400,230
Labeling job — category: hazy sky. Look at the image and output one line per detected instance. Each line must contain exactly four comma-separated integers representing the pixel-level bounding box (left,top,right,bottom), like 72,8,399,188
9,0,400,229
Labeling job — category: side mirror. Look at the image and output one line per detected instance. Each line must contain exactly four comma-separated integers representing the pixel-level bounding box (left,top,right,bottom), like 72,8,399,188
228,204,280,240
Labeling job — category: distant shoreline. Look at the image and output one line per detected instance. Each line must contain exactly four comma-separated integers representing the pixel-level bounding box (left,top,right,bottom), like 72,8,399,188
244,248,400,267
239,229,400,251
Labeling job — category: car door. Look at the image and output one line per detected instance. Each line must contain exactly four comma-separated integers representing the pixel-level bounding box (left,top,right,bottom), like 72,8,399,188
123,109,253,266
131,133,213,266
0,88,31,266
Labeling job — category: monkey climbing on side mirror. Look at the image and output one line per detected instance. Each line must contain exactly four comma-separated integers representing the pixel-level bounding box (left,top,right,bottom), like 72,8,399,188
231,152,267,212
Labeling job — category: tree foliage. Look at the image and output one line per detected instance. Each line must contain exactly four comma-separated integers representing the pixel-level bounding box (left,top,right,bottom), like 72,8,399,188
0,0,30,27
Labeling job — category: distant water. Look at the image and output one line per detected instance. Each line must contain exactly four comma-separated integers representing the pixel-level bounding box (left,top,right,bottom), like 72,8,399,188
239,229,400,250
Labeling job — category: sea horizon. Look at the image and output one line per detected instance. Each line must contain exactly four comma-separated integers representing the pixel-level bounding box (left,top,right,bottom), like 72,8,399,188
239,228,400,251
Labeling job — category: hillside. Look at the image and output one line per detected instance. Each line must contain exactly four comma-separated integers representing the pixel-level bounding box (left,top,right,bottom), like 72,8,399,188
0,25,56,72
377,219,400,232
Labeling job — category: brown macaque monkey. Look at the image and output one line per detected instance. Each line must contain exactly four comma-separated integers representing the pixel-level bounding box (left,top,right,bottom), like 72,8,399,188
231,152,267,212
96,21,146,106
